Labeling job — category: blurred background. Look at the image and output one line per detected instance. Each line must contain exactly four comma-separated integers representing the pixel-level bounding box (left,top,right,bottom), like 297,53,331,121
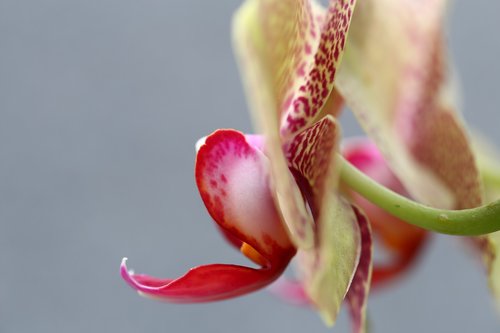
1,0,499,332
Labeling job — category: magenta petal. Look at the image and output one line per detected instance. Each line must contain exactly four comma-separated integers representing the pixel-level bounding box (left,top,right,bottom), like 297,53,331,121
121,258,286,303
269,278,311,306
196,129,295,262
244,134,265,152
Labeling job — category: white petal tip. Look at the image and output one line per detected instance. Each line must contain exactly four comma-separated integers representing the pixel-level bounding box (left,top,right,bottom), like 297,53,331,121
195,136,207,152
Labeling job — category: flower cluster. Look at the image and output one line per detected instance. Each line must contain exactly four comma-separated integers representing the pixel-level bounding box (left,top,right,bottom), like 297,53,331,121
121,0,500,331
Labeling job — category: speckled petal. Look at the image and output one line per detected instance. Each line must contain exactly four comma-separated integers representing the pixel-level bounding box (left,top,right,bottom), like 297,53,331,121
281,0,357,137
286,115,341,217
233,0,321,128
287,115,360,325
336,0,482,210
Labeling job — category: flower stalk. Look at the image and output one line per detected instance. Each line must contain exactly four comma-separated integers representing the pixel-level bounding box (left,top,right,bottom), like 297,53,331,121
339,155,500,236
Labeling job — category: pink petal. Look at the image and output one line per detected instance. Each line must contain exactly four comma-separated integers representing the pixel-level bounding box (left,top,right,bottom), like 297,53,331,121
244,134,265,152
121,258,286,303
196,133,265,249
196,129,295,262
269,277,311,306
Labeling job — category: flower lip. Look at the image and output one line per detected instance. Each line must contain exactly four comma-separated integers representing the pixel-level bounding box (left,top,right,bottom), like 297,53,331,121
121,129,296,302
195,129,296,263
120,257,292,303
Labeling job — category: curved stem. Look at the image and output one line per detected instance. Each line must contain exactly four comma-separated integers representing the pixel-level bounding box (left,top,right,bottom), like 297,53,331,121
338,155,500,236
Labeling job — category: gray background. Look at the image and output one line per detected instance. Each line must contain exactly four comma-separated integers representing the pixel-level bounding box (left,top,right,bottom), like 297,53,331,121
1,0,499,332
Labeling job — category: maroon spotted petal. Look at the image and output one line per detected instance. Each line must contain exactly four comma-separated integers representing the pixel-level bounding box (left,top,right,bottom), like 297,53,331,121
345,206,373,333
281,0,357,137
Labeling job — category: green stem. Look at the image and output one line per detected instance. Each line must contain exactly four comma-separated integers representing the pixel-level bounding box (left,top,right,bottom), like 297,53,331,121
338,155,500,236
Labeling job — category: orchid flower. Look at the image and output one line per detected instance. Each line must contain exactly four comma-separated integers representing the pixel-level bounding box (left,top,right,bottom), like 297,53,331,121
267,0,500,311
232,0,375,327
121,130,297,302
121,0,500,330
123,0,373,330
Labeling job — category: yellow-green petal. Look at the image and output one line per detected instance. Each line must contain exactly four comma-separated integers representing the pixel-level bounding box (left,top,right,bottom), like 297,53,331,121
298,194,360,325
232,0,319,248
289,116,361,325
